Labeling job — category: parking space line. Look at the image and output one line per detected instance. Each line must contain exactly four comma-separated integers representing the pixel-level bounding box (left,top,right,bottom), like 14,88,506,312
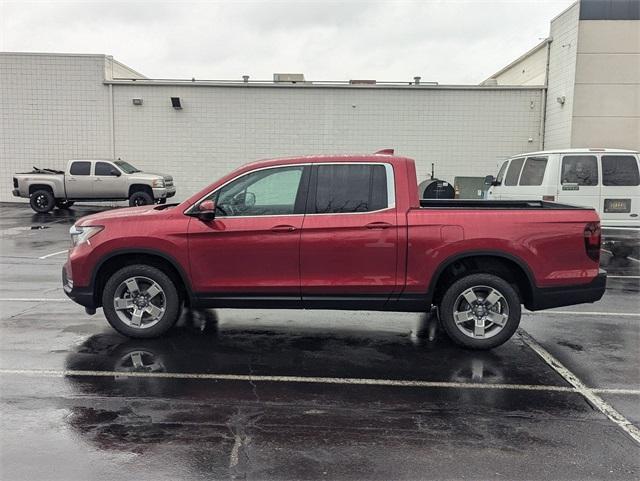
38,250,68,259
0,367,578,392
607,275,640,279
524,310,639,317
0,298,68,302
518,329,640,445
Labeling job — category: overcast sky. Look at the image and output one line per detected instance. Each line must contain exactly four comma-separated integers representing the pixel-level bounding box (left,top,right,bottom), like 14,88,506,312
1,0,576,84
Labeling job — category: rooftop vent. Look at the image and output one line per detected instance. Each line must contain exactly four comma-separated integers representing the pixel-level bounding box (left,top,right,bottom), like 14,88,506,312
273,73,305,83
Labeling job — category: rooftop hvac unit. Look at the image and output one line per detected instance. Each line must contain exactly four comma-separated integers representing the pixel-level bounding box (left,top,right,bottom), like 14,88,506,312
273,73,305,83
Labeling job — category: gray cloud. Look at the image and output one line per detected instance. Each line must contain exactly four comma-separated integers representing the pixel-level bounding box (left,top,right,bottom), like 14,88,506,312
1,0,575,83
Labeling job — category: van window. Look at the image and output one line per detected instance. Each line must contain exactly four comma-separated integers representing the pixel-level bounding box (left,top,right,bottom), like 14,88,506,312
312,164,389,213
504,158,524,186
69,161,91,176
602,155,640,186
496,161,508,184
561,155,598,186
519,157,548,186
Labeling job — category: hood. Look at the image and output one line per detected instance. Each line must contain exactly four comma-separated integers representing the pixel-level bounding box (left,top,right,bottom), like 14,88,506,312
128,171,173,182
76,205,161,225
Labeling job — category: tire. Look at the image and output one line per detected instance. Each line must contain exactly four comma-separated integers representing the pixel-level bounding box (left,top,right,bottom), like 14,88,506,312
55,200,75,209
157,198,167,205
30,189,55,213
102,264,181,338
129,190,153,207
439,273,521,350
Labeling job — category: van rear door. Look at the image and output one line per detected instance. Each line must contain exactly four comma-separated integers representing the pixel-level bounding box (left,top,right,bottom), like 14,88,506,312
556,154,600,210
600,154,640,229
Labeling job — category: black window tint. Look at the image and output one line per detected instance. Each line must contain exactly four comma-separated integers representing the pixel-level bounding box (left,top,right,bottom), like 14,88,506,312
69,161,90,176
504,158,524,186
215,166,304,217
95,162,118,176
496,161,508,184
602,155,640,186
313,164,388,213
519,156,548,186
562,155,598,186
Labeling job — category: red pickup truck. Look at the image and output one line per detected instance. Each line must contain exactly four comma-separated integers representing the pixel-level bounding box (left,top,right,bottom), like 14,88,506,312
63,152,606,349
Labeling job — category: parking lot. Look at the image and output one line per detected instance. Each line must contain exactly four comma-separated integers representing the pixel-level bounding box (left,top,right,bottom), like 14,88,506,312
0,202,638,480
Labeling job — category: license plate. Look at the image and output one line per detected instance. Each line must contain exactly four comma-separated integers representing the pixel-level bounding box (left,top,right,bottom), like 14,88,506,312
604,199,631,213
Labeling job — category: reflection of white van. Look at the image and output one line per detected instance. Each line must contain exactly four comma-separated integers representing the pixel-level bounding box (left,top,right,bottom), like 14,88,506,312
486,149,640,253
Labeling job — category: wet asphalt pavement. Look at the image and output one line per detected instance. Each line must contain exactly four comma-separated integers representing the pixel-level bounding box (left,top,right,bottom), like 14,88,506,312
0,202,639,480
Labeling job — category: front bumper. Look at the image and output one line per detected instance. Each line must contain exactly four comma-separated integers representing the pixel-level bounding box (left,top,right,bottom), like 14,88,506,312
62,265,95,309
527,269,607,311
153,187,176,199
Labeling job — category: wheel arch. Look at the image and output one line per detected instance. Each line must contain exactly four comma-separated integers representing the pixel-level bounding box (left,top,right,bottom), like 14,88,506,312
91,249,193,308
29,184,55,196
128,184,154,198
427,251,535,309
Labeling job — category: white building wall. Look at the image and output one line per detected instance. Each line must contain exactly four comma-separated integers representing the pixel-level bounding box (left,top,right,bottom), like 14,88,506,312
544,2,581,149
0,52,544,203
112,84,544,200
0,53,112,201
484,42,548,86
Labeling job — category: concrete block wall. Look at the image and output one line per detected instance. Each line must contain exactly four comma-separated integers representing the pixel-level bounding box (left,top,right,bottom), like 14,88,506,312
0,53,112,201
112,84,544,201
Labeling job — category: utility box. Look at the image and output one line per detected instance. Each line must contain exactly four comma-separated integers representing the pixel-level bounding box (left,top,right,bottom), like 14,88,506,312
454,176,487,199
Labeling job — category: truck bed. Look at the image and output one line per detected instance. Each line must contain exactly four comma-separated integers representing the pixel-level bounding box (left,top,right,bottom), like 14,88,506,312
419,199,590,210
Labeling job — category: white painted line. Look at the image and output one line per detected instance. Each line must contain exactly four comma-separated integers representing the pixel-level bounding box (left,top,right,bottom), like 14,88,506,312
518,329,640,445
608,275,640,279
0,367,576,392
593,388,640,395
524,310,639,317
38,250,68,260
0,298,68,302
628,256,640,263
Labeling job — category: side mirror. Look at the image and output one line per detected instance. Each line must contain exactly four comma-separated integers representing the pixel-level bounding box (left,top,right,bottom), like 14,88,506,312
110,169,121,177
484,175,495,186
197,200,216,221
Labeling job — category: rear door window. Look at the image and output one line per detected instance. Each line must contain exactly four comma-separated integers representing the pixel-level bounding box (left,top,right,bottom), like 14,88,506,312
69,161,91,176
311,164,389,213
519,156,548,186
504,158,524,186
561,155,598,185
602,155,640,186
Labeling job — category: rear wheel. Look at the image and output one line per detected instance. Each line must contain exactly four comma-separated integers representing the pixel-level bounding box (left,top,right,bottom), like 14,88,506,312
129,190,153,207
30,189,55,213
102,265,180,338
439,273,521,350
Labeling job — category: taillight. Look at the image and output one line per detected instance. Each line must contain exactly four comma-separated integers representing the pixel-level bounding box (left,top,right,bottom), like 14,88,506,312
584,222,601,262
543,195,555,201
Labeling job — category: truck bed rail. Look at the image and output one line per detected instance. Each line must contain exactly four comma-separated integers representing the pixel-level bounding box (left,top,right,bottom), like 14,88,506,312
419,199,591,210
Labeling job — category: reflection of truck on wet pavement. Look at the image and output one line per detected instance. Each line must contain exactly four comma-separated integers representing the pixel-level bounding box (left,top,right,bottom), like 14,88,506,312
12,159,175,213
485,149,640,257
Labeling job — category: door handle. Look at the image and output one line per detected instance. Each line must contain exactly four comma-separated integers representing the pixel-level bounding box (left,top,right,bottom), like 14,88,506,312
365,222,393,229
271,225,296,232
94,178,102,182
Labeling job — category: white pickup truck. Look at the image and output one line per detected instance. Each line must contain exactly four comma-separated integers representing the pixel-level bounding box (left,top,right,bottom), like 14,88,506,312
13,159,175,213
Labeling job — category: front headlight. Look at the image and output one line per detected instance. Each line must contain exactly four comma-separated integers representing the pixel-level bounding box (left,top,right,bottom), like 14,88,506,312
152,178,165,188
70,225,104,247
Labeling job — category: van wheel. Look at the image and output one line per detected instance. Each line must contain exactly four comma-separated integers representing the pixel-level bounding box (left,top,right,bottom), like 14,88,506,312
55,200,75,209
439,273,521,350
102,265,180,338
129,191,153,207
30,189,55,213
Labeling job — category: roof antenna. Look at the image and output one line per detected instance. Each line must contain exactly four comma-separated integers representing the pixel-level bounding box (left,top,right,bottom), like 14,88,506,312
431,163,435,180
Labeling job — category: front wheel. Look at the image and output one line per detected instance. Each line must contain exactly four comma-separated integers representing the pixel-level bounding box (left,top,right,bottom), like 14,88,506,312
129,191,153,207
439,273,521,350
102,265,181,338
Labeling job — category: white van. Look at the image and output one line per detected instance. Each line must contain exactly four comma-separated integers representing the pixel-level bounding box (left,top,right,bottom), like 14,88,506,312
486,148,640,254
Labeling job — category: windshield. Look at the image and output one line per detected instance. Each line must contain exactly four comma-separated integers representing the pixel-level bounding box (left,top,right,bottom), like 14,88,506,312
114,160,141,174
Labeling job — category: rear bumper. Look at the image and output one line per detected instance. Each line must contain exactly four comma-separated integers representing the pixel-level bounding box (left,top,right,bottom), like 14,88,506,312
527,270,607,311
62,266,96,309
